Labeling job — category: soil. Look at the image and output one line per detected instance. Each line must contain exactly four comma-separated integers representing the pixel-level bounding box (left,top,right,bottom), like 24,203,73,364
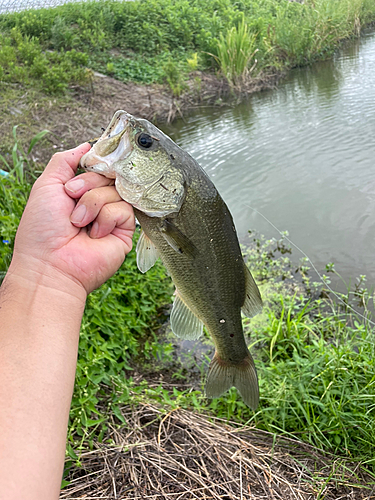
0,70,280,169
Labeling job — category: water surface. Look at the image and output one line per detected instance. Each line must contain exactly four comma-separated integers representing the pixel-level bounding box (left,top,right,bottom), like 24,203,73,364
162,30,375,287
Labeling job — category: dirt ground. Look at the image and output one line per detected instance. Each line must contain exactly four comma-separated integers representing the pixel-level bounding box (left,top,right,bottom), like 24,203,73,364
0,70,279,169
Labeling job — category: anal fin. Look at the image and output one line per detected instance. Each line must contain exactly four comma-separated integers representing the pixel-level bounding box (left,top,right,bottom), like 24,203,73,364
242,264,263,318
170,291,203,340
136,230,159,273
205,351,259,410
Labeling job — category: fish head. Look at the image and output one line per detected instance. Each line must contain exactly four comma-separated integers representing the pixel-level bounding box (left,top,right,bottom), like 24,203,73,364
80,110,186,217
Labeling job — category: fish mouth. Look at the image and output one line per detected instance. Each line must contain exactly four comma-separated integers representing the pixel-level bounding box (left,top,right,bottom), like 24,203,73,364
80,110,133,177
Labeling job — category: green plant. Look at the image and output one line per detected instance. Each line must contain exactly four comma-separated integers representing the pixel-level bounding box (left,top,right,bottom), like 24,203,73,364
1,0,375,95
106,61,115,74
211,14,259,88
163,58,188,96
98,55,165,84
0,127,49,280
0,125,49,184
187,52,199,71
0,26,89,94
50,15,79,50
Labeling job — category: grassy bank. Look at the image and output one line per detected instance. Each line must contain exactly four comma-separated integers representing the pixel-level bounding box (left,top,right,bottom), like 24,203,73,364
0,0,375,96
2,2,375,492
1,0,375,171
2,134,375,490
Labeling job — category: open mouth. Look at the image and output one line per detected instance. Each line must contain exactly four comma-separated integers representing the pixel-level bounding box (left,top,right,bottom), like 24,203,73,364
80,111,133,176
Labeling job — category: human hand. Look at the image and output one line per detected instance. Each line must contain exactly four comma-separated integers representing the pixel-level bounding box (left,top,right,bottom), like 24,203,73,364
10,143,135,297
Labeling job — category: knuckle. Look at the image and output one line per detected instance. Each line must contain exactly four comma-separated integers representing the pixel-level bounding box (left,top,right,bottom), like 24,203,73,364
51,151,64,161
80,187,102,204
100,203,114,221
129,212,136,229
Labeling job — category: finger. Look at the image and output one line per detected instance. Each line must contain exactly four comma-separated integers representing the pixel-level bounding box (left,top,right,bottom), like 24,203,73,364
65,172,115,199
42,143,91,184
70,186,122,227
90,201,135,240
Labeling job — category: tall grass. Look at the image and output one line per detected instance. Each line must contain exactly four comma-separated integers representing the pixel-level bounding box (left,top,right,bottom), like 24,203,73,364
0,125,49,184
254,295,375,462
271,0,371,67
1,0,375,94
211,14,258,88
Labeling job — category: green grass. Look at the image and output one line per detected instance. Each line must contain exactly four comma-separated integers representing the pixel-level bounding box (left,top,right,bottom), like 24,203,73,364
3,135,375,466
211,13,259,88
1,0,375,94
2,132,375,467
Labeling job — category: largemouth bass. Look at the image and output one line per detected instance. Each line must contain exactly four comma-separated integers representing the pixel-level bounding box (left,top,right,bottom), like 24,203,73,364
80,110,263,409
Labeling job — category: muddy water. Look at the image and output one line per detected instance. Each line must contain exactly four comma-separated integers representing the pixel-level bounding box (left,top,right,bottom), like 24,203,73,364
162,29,375,288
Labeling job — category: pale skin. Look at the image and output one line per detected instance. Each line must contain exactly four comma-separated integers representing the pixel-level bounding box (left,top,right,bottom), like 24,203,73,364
0,143,135,500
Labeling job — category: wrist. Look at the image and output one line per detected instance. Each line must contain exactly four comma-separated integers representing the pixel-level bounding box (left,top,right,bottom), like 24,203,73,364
0,259,87,349
5,252,88,305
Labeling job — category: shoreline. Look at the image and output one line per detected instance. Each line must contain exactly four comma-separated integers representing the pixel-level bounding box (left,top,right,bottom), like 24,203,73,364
0,68,283,168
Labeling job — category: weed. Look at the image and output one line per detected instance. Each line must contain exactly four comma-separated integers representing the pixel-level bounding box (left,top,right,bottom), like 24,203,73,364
106,61,115,75
187,52,199,71
0,125,49,184
211,14,259,88
1,0,374,94
163,58,188,96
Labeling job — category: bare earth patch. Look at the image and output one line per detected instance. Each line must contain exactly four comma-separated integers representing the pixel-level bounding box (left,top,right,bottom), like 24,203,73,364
60,403,375,500
0,71,279,169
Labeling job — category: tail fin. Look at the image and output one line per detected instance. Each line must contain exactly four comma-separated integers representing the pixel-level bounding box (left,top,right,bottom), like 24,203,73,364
205,352,259,410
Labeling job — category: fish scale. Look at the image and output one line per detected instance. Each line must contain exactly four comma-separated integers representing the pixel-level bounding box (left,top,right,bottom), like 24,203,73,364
80,110,263,409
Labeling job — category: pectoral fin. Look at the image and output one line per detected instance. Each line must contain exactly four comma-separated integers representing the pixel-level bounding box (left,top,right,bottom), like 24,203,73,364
241,265,263,318
170,291,203,340
136,230,159,273
160,219,198,259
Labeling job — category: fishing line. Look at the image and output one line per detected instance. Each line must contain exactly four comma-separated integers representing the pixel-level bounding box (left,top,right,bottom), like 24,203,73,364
246,204,375,328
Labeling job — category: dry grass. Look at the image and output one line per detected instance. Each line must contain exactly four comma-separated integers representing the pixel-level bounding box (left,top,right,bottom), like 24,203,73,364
60,403,375,500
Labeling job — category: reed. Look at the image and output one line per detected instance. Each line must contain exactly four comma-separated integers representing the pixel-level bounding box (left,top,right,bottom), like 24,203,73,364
211,14,259,88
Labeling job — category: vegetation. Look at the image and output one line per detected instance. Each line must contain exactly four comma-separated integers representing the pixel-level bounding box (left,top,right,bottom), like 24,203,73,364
2,133,375,477
211,13,259,88
1,0,375,492
0,0,374,94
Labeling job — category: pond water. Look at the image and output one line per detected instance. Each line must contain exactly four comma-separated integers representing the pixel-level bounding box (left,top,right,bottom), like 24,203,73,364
162,29,375,290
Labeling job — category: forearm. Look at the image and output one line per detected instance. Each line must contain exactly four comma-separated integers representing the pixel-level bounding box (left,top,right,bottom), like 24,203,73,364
0,264,86,500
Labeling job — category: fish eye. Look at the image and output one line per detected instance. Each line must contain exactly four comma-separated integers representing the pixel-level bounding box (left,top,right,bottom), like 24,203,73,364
137,133,153,149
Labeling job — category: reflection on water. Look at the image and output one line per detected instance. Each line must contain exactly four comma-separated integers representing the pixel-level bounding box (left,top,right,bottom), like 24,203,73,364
162,30,375,286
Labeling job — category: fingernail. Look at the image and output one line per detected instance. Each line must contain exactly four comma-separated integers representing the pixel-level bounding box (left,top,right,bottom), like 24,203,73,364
71,204,87,224
66,178,85,193
90,221,99,239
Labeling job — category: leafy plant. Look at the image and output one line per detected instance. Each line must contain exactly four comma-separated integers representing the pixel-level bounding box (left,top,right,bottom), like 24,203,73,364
187,52,199,71
1,0,375,94
212,14,259,87
0,127,49,280
163,58,188,96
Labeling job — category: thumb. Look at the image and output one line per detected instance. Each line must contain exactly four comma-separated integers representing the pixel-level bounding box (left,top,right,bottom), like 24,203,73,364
41,143,91,184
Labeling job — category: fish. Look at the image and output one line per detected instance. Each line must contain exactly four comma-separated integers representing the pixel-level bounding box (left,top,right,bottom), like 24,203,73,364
80,110,263,410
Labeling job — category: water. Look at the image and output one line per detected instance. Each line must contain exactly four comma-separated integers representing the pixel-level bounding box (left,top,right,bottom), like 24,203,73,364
162,30,375,289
